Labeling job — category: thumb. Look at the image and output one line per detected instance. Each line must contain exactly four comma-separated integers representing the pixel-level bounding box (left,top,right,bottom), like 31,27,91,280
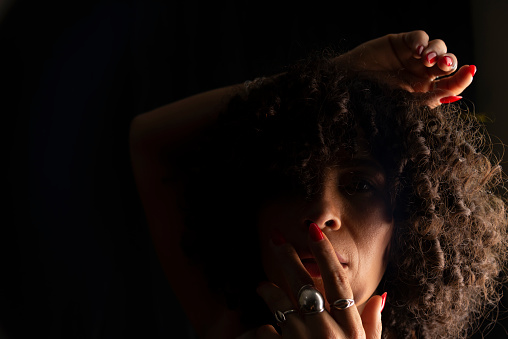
361,292,386,339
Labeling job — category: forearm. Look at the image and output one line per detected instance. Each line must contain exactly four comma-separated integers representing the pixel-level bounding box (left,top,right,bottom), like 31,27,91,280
129,84,248,336
129,84,244,154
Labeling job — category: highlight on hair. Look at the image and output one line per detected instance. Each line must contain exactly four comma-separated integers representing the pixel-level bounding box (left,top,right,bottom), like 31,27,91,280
178,54,508,338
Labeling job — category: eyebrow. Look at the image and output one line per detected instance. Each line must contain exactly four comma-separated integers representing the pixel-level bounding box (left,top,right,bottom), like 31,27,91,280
338,157,385,173
330,158,388,187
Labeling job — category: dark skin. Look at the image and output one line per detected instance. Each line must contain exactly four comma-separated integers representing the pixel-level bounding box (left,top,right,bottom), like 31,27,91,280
129,30,475,338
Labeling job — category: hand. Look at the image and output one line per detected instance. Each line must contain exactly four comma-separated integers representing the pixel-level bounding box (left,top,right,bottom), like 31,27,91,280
335,30,475,107
251,225,384,338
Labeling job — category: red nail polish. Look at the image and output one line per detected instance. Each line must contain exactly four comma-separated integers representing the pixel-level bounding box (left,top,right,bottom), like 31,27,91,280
443,56,453,67
309,223,324,242
270,230,286,246
469,65,477,77
417,45,424,56
440,96,462,104
380,292,387,313
427,52,437,64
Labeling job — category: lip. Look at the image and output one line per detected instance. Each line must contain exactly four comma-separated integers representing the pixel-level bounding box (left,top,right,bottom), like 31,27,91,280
298,250,348,277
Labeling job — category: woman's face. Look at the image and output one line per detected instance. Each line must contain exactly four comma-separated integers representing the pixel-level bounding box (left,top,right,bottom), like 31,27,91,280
257,153,394,312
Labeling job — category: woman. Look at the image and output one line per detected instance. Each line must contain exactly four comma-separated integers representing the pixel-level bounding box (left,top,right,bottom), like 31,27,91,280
129,31,507,338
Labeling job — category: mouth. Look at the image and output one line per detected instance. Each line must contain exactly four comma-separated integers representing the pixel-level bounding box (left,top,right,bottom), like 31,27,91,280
301,258,322,277
299,252,348,278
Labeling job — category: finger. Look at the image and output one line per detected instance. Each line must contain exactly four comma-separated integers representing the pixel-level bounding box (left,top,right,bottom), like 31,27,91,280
434,64,475,95
436,53,457,73
269,239,343,337
256,283,305,336
387,31,428,67
390,31,441,74
361,294,384,339
422,39,447,67
308,224,364,336
401,30,430,59
422,52,458,80
255,325,282,339
256,283,298,319
270,239,315,301
415,65,475,107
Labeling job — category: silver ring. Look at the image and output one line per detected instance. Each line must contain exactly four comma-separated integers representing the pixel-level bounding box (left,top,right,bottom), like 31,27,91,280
331,298,355,310
297,284,325,315
274,309,298,324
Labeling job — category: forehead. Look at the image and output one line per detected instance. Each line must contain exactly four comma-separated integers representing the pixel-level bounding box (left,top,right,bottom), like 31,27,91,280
334,156,385,172
327,134,382,169
325,155,386,181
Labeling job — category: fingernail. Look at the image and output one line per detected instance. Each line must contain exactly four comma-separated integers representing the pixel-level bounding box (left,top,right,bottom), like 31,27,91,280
443,56,453,67
469,65,477,77
426,52,437,64
417,45,424,56
309,223,324,242
380,292,387,313
440,95,462,104
270,230,286,246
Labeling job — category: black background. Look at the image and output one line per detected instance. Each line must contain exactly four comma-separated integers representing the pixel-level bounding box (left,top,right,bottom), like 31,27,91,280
1,0,507,338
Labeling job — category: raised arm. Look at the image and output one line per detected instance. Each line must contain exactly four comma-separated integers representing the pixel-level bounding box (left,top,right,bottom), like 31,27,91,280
129,84,248,338
129,84,244,152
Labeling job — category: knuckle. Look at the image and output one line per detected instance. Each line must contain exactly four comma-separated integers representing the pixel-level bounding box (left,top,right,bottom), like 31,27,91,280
432,39,447,50
349,325,366,339
375,323,383,338
277,243,297,258
414,29,427,38
313,241,331,258
332,269,349,286
413,30,429,44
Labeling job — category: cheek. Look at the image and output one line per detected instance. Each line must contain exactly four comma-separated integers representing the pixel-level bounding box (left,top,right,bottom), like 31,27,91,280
354,203,393,270
349,223,393,306
360,222,393,267
347,192,393,238
347,199,393,301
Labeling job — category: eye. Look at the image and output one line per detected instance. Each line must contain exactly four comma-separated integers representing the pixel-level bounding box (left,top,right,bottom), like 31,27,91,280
340,174,376,196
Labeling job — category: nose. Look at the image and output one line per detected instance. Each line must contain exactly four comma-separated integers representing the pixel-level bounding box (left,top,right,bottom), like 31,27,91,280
303,197,341,231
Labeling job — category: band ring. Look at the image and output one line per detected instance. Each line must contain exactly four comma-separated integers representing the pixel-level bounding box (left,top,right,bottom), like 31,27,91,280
297,284,325,315
331,298,355,310
274,309,298,324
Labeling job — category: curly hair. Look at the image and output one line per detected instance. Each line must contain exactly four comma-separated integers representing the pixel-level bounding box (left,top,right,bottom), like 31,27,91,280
178,55,508,338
